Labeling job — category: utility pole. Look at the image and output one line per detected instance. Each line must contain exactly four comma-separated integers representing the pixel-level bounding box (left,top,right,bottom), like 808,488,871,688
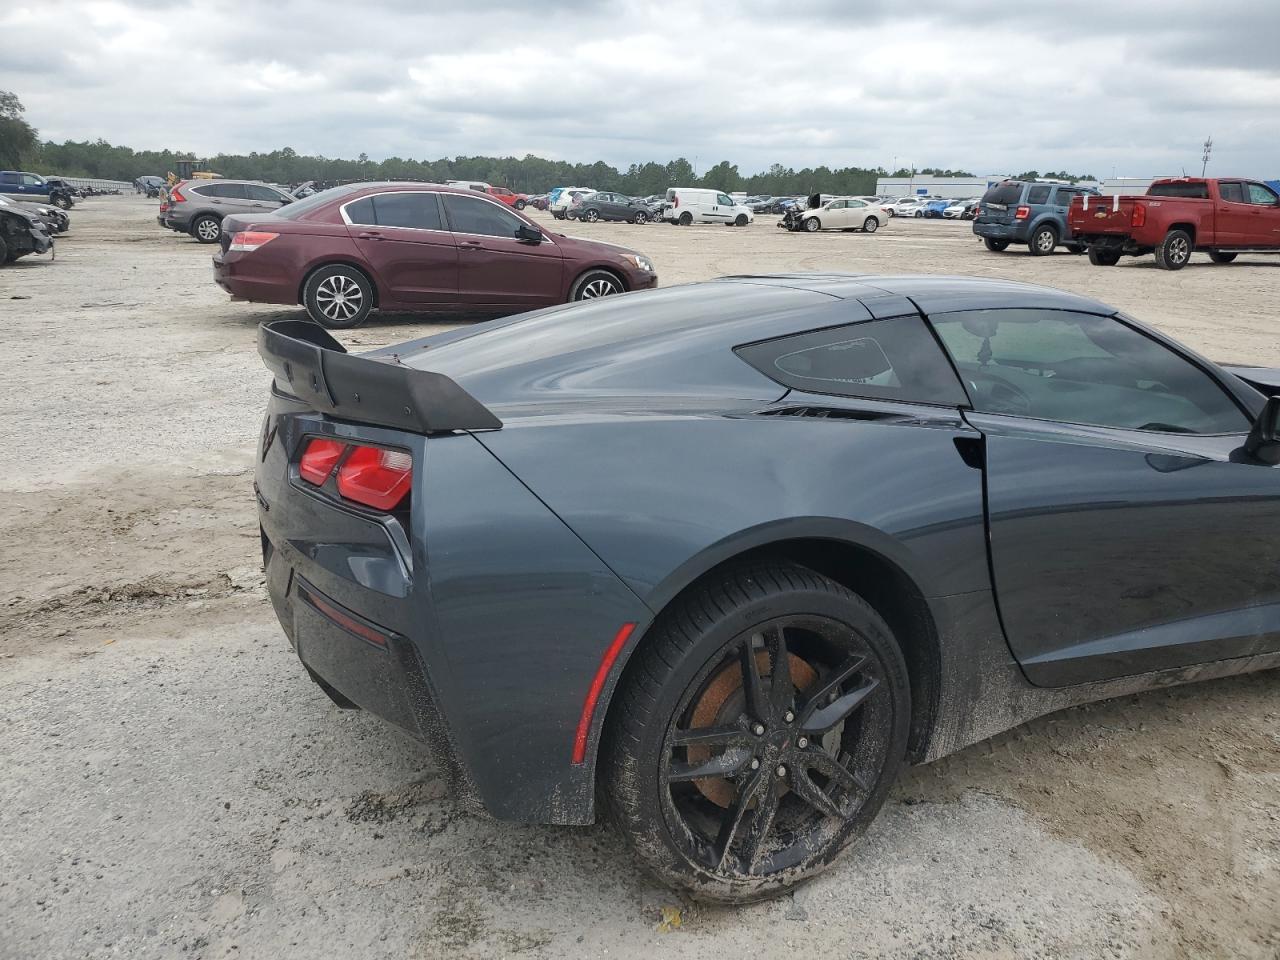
1201,136,1212,176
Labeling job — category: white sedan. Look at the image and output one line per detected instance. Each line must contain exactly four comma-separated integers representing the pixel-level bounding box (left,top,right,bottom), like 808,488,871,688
888,197,928,217
798,197,887,233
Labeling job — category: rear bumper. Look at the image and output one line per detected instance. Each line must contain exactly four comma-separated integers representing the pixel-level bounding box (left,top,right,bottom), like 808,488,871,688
213,252,301,305
973,220,1025,241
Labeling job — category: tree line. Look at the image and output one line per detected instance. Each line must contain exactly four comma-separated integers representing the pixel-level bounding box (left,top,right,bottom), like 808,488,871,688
2,90,1096,195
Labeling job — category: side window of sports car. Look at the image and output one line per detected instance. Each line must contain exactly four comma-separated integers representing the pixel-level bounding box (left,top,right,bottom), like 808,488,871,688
931,309,1250,434
735,316,969,405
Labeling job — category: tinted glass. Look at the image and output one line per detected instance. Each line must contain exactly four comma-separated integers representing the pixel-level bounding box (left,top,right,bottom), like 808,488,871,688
932,309,1248,434
736,315,968,405
344,197,375,225
442,193,522,237
371,192,443,230
274,184,359,220
216,183,248,200
1247,182,1279,205
1219,181,1244,203
246,184,285,202
1026,185,1052,204
1052,188,1077,205
981,182,1022,205
1147,181,1211,199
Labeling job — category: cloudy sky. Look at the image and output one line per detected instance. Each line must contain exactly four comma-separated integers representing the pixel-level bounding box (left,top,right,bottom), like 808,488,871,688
5,0,1279,178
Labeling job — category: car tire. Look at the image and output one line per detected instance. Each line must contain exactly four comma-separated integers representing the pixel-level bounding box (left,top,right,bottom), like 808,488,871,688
734,214,749,227
679,212,693,226
303,264,375,329
191,215,221,244
863,217,879,233
1029,225,1057,256
1087,246,1122,266
570,269,624,301
983,237,1010,252
1208,250,1237,264
514,200,526,210
1154,229,1192,270
804,217,821,232
633,211,649,224
584,208,600,223
886,209,896,217
603,560,911,904
54,195,73,210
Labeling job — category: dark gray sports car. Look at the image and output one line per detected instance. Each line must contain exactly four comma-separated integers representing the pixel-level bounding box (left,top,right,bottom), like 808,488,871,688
255,275,1280,901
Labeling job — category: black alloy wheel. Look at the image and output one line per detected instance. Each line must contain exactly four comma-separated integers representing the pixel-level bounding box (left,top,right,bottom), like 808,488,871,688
605,562,910,902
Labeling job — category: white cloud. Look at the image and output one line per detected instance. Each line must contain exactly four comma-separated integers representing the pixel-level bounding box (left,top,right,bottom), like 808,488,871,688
3,0,1278,177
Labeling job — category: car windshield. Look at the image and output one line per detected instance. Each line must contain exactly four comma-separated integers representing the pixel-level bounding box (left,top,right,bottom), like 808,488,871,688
272,185,360,219
981,182,1023,205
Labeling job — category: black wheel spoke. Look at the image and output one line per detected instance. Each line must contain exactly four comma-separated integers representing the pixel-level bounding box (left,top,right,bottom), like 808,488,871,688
737,777,781,870
667,747,753,783
671,723,753,749
790,769,846,820
801,676,879,735
804,748,868,797
713,766,767,869
764,624,793,718
739,636,770,722
797,653,866,726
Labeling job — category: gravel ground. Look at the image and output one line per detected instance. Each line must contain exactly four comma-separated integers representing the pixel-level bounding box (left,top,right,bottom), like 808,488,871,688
1,196,1277,960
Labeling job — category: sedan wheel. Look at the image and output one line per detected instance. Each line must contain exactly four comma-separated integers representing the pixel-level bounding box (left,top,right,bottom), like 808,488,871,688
633,211,648,224
804,217,821,232
304,266,374,329
571,269,624,300
584,209,600,223
605,562,909,903
863,217,878,233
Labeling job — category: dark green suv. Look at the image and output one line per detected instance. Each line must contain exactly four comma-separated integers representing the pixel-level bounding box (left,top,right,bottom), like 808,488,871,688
973,180,1099,256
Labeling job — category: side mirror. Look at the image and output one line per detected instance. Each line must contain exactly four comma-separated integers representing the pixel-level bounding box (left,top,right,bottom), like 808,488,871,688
515,224,543,244
1244,396,1280,464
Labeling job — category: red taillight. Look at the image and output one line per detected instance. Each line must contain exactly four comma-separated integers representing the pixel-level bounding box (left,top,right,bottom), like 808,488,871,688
336,446,412,510
169,184,186,203
1014,205,1030,220
299,437,346,485
1131,204,1146,228
229,231,279,252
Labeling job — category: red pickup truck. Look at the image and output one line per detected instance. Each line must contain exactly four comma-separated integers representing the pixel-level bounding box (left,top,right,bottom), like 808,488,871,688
1068,177,1280,269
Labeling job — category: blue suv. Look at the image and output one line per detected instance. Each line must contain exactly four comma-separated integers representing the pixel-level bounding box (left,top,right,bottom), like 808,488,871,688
973,180,1098,255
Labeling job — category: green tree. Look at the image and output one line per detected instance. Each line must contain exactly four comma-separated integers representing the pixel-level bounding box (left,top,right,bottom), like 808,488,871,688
0,91,39,168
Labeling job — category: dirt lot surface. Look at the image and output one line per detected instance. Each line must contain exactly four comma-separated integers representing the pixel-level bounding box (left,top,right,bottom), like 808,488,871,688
1,196,1277,960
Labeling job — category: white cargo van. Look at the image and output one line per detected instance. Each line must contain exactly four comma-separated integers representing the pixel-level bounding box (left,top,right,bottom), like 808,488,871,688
663,187,754,226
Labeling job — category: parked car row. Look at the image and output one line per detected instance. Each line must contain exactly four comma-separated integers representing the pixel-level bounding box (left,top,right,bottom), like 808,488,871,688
0,200,55,265
0,194,70,235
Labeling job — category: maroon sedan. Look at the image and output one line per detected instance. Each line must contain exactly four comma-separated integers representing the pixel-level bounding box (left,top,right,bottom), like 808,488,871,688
212,182,658,328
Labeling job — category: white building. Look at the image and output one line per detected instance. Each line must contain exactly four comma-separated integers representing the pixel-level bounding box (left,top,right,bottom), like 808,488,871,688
875,176,1006,200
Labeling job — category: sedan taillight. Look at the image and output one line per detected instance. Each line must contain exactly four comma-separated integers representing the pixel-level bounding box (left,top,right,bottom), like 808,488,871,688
228,231,279,252
1014,205,1030,220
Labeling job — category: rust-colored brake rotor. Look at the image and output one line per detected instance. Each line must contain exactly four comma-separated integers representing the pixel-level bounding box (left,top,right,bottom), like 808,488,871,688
685,651,817,808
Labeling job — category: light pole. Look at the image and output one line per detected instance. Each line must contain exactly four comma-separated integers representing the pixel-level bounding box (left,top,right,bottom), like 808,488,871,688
1200,136,1212,176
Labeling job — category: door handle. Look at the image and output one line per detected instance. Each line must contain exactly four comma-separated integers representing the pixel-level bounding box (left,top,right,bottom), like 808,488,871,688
459,240,483,250
355,230,383,239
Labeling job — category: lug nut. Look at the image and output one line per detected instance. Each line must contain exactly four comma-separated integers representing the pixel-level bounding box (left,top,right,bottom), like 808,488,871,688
784,710,795,723
750,758,760,770
797,737,809,749
752,723,765,736
775,764,787,778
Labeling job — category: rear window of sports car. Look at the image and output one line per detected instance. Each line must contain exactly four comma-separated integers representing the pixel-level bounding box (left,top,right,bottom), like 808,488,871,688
736,315,968,405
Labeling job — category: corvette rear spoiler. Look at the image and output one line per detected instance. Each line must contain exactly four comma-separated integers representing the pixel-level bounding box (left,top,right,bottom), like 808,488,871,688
257,320,502,432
